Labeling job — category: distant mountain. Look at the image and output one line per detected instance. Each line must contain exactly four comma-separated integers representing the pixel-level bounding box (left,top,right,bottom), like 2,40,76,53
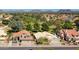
57,9,79,14
57,9,72,13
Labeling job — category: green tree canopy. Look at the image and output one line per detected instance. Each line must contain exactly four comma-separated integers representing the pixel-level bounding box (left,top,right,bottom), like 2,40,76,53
62,21,73,29
33,22,40,32
2,20,10,25
41,22,49,31
8,19,25,32
26,23,32,31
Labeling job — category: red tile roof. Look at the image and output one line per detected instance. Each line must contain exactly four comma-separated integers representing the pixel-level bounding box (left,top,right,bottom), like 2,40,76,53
12,30,34,41
62,29,79,36
12,30,31,36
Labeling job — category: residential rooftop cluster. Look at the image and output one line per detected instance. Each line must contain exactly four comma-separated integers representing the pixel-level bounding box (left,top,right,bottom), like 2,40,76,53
0,11,79,47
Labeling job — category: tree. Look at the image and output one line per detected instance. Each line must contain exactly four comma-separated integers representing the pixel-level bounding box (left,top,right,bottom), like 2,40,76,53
26,23,32,31
6,29,13,43
33,22,40,32
74,19,79,30
62,21,73,29
8,19,25,32
41,22,49,31
2,20,9,25
53,19,64,30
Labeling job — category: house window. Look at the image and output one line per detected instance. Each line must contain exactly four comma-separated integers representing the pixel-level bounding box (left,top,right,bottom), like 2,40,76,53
21,35,22,37
23,33,25,35
26,35,30,37
76,35,78,37
24,36,26,38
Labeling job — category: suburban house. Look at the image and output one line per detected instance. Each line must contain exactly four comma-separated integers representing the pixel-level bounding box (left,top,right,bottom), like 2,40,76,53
0,29,8,44
11,30,34,43
34,32,58,41
34,32,52,40
43,14,56,21
0,25,11,44
34,32,61,45
0,13,13,20
73,16,79,21
59,29,79,43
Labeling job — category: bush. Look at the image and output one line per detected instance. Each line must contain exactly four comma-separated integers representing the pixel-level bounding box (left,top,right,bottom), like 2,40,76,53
2,20,9,25
33,22,40,32
61,43,65,45
41,22,49,31
36,37,49,45
62,21,73,29
26,23,32,31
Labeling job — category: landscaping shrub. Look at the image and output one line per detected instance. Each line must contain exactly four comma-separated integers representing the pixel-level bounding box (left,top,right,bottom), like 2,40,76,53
36,37,49,45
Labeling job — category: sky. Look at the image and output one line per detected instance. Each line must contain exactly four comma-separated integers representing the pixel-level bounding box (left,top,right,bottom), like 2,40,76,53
1,9,79,12
0,9,79,12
